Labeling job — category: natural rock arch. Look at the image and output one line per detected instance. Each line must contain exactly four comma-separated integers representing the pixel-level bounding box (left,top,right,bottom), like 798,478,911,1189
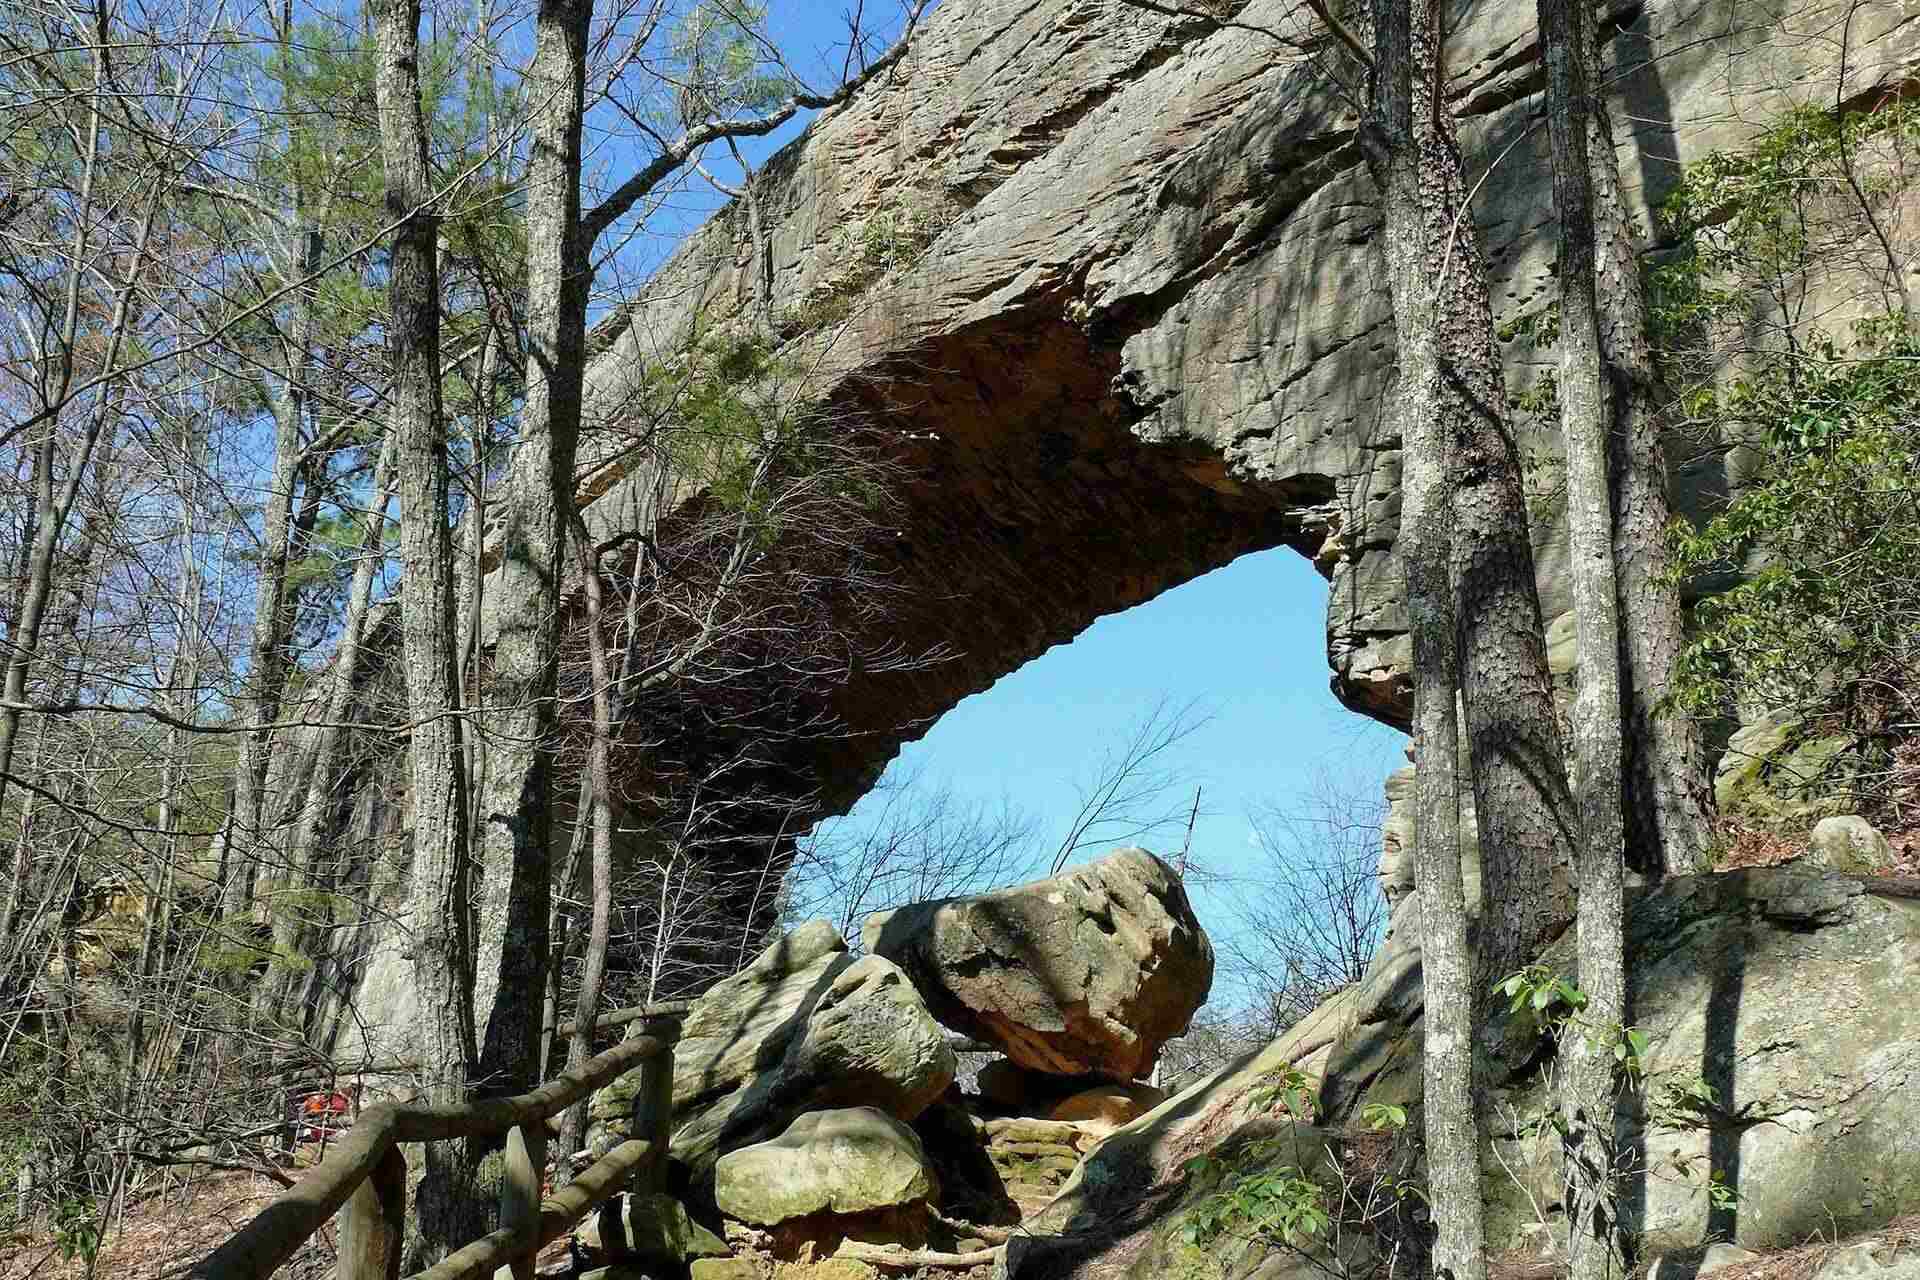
318,0,1920,1053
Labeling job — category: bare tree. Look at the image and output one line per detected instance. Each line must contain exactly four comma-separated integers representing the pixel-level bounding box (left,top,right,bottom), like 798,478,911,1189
466,0,937,1128
1048,696,1210,874
1538,2,1629,1276
793,770,1040,941
1219,767,1388,1036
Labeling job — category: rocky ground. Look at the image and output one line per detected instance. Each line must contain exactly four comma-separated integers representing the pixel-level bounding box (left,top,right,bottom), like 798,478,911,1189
14,827,1920,1280
0,1169,334,1280
574,848,1210,1280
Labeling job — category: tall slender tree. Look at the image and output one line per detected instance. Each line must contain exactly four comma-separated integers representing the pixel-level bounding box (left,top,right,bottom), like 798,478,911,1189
368,0,475,1260
1584,6,1713,878
1343,0,1507,1271
1539,1,1636,1273
1354,0,1487,1256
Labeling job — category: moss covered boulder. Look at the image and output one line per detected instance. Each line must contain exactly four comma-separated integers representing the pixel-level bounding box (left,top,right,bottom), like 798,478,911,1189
716,1108,939,1227
578,1192,729,1266
590,923,955,1189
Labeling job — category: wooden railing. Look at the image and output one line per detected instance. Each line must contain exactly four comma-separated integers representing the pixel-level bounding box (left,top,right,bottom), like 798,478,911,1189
189,1006,687,1280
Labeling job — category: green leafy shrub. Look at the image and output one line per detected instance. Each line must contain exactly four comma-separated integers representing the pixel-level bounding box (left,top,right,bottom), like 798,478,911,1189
1181,1138,1331,1248
1647,100,1920,817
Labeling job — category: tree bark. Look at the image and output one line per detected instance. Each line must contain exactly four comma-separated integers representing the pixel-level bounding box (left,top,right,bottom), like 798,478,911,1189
1398,17,1579,996
469,0,593,1105
1542,4,1630,1274
369,0,475,1260
1586,8,1712,877
1357,5,1487,1278
554,512,615,1168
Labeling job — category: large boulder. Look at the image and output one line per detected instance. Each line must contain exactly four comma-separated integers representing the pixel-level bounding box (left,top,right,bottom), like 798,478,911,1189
1805,816,1893,874
1007,871,1920,1280
867,848,1213,1079
589,922,956,1185
715,1107,939,1226
1470,870,1920,1253
1715,711,1860,825
576,1192,729,1266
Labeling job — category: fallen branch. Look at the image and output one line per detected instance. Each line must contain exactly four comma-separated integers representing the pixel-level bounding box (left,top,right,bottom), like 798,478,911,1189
837,1243,1005,1269
929,1211,1015,1244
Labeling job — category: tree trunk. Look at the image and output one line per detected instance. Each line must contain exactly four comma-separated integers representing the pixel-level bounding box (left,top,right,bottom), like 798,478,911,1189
231,213,333,926
555,512,615,1168
469,0,593,1105
1411,19,1578,996
1541,3,1630,1274
1358,5,1488,1278
256,429,398,1021
369,0,475,1260
229,378,306,921
1587,9,1713,877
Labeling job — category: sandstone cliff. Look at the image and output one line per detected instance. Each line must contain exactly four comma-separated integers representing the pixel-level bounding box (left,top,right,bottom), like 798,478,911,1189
549,0,1919,780
328,0,1920,1054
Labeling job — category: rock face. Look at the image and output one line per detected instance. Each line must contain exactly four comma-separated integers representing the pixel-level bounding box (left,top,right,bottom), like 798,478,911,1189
715,1107,939,1226
589,922,956,1184
1010,871,1920,1280
1813,1240,1920,1280
1474,871,1920,1253
576,1192,729,1266
324,0,1920,1054
867,849,1213,1079
1806,816,1893,874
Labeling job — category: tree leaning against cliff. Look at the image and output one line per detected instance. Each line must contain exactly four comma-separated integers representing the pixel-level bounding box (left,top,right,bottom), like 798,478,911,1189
1347,0,1490,1276
1538,0,1630,1274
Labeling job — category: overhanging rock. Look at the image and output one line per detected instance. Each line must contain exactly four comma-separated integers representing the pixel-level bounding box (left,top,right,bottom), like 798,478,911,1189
329,0,1920,1054
544,0,1920,801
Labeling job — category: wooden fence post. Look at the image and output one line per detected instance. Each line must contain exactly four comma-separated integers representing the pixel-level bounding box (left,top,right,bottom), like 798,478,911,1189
495,1122,547,1280
631,1021,676,1195
336,1144,406,1280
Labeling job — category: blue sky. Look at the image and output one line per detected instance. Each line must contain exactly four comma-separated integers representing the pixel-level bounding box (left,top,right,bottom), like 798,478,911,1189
824,547,1406,943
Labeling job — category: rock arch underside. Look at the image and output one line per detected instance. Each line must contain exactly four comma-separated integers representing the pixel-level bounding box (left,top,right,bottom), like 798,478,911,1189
326,0,1920,1052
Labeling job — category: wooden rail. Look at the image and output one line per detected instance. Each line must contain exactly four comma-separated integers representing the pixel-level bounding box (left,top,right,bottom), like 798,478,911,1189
552,997,690,1042
189,1011,683,1280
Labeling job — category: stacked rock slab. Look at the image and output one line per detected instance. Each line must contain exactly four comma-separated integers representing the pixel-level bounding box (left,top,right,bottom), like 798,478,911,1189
588,921,956,1186
866,848,1214,1079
